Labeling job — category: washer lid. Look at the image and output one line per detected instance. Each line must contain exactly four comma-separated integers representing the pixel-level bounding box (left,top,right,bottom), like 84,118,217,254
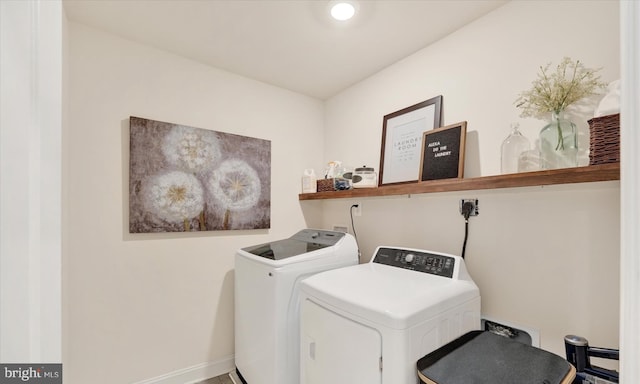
241,229,345,260
300,263,479,330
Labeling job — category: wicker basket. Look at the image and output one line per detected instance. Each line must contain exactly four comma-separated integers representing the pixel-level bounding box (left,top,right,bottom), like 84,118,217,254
316,178,335,192
588,113,620,165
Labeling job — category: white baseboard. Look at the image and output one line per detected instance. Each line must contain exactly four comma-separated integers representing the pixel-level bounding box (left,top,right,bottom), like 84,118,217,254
228,370,241,384
132,356,235,384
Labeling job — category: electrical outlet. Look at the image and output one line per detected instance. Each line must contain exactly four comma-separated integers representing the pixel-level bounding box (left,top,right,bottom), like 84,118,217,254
352,202,362,217
460,199,479,216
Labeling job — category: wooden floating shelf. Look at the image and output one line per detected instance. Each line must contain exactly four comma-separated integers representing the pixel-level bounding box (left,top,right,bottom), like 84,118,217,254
298,163,620,201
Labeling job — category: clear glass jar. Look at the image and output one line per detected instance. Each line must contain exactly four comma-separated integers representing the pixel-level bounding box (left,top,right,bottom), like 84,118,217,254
517,149,541,172
501,123,531,174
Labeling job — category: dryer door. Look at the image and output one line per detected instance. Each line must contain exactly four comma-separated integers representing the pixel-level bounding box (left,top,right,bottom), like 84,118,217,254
301,299,382,384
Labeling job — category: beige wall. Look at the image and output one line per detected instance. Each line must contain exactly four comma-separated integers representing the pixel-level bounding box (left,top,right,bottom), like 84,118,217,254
65,22,324,383
316,0,620,361
312,183,619,360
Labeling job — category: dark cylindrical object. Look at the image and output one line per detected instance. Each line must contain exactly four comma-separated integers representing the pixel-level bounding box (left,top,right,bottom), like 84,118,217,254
565,334,590,372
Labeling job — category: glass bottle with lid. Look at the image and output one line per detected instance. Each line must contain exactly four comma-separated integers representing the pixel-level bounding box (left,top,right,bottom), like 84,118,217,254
501,123,531,174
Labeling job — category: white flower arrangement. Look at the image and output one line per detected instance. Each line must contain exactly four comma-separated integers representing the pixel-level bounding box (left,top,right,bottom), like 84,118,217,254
208,159,261,211
162,125,221,174
515,57,606,119
144,170,204,223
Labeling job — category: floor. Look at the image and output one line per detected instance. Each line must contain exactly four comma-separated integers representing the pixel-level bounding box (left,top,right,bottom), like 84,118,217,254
196,372,234,384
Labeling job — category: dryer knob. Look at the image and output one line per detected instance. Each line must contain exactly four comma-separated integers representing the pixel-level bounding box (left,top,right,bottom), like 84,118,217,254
405,253,415,263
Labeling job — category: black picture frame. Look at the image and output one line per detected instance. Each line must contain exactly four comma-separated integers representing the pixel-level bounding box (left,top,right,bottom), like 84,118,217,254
379,96,443,186
419,121,467,181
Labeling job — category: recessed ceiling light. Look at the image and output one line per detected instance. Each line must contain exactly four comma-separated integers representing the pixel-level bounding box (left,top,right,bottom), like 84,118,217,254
330,2,356,21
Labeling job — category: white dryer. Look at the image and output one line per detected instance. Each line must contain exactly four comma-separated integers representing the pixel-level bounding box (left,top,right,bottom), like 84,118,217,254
299,246,481,384
234,229,358,384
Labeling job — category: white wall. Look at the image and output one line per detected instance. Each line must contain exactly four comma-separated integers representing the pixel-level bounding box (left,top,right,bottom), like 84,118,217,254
66,22,324,383
315,0,620,360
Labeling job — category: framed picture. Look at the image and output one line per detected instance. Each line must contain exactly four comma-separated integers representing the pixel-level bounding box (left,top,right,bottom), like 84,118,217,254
419,121,467,181
129,116,271,233
379,95,443,186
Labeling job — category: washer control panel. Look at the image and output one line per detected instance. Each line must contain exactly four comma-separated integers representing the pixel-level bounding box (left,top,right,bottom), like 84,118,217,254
372,247,455,278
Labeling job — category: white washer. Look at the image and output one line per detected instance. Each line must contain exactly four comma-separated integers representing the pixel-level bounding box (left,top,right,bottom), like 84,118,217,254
234,229,358,384
299,246,481,384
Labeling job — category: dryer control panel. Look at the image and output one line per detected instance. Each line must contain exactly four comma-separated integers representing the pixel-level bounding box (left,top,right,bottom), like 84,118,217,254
372,247,455,278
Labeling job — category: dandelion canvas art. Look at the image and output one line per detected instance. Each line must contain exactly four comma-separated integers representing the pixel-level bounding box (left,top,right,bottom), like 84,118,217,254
129,116,271,233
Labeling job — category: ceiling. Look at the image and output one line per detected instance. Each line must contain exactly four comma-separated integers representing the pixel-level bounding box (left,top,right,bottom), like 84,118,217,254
63,0,508,100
